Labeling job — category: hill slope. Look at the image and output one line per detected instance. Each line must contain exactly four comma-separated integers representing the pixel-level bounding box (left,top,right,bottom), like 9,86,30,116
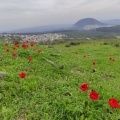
101,19,120,25
7,24,71,33
96,25,120,32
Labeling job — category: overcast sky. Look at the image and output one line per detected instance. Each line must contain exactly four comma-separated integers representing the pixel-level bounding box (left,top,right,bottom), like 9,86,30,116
0,0,120,32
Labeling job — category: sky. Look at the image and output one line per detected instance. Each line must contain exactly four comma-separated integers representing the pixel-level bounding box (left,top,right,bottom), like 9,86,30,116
0,0,120,32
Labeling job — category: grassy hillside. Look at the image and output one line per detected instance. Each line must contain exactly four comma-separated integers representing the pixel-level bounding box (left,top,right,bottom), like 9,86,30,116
1,39,120,120
96,25,120,33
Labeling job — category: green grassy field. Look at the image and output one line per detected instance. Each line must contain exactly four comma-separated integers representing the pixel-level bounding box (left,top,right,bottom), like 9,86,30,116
0,40,120,120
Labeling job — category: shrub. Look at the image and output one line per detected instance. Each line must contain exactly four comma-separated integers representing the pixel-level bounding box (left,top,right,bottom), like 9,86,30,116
114,43,120,47
69,41,80,45
103,42,109,45
65,44,71,47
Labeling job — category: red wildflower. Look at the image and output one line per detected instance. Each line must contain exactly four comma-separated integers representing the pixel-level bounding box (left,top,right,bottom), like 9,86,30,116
109,57,114,62
12,53,16,57
89,91,99,100
12,47,16,50
19,72,26,78
83,55,86,58
108,98,120,108
28,57,32,61
5,43,8,46
37,50,41,53
109,57,113,60
15,44,19,48
30,43,34,47
6,49,9,52
93,62,96,65
80,83,88,91
75,52,78,54
22,44,28,49
111,58,114,62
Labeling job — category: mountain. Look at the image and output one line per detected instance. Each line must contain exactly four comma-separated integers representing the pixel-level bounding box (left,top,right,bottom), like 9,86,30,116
7,24,71,33
74,18,105,27
67,18,110,30
101,19,120,25
5,18,117,34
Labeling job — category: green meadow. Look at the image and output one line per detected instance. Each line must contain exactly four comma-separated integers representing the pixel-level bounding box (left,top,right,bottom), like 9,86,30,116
0,39,120,120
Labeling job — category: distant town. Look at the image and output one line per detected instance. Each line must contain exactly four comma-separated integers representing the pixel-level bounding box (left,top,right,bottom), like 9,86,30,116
0,33,67,43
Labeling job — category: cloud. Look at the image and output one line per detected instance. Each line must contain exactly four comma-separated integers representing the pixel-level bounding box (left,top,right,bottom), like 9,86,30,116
0,0,120,32
0,0,119,13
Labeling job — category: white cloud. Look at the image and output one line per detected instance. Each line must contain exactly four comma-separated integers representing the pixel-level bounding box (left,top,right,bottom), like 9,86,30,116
0,0,120,32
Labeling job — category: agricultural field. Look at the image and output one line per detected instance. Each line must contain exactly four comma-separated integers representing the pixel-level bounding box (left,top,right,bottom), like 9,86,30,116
0,39,120,120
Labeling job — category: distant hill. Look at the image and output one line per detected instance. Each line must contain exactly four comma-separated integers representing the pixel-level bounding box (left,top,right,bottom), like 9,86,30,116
96,25,120,32
101,19,120,25
67,18,110,30
7,24,71,34
74,18,105,27
5,18,119,34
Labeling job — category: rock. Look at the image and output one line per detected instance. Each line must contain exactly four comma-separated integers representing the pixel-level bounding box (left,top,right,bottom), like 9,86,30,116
59,66,64,69
0,72,7,79
92,68,96,73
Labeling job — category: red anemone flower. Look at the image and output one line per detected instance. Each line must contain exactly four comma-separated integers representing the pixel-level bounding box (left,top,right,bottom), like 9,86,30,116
93,62,96,65
30,43,34,47
75,52,79,54
28,57,32,61
109,57,113,60
12,53,16,57
15,44,19,48
19,72,26,78
111,58,114,62
109,57,114,62
83,55,86,58
89,91,99,100
5,43,8,46
6,49,9,52
108,98,120,108
12,47,16,50
80,83,88,91
37,50,41,53
22,44,28,49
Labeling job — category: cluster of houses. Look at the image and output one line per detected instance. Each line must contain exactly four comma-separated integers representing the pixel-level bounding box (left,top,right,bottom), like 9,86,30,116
0,33,66,43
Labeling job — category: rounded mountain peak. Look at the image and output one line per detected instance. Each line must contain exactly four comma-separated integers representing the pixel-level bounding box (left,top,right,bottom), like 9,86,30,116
74,18,104,27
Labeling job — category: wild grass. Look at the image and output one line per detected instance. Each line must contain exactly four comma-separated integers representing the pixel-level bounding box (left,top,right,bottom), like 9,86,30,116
0,39,120,120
